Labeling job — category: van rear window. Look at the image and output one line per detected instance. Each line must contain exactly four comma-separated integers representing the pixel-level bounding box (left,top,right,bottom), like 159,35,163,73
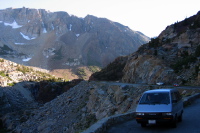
139,92,170,104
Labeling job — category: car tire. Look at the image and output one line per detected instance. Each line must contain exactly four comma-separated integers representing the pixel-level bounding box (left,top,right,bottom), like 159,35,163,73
171,116,177,128
141,123,146,127
178,113,183,122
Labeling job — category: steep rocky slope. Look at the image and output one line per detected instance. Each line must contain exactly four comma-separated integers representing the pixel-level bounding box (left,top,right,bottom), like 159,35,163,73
0,58,55,116
2,81,156,133
0,7,150,80
0,58,84,132
90,11,200,86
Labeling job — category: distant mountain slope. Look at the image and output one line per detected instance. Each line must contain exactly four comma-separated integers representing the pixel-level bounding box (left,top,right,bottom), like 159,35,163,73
0,57,82,116
0,58,57,86
90,11,200,86
0,7,150,79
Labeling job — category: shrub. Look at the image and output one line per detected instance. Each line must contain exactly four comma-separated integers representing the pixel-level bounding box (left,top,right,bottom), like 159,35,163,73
149,38,160,48
189,19,200,29
0,59,4,62
194,65,200,77
154,50,158,56
16,65,33,74
171,55,196,73
0,71,6,77
88,66,101,73
7,82,16,86
195,45,200,57
77,68,87,79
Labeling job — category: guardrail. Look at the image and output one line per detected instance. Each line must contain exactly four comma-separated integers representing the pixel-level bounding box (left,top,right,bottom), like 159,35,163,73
82,93,200,133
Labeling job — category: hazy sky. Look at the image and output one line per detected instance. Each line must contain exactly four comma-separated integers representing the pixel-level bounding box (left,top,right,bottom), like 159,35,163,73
0,0,199,37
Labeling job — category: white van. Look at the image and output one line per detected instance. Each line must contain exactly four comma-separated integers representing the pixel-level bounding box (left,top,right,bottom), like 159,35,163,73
136,89,183,128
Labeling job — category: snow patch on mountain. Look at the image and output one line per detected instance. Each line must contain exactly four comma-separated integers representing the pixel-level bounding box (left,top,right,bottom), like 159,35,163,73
51,23,54,30
43,28,47,33
4,20,23,29
20,32,36,40
22,58,32,62
69,24,72,31
15,43,25,45
42,22,47,33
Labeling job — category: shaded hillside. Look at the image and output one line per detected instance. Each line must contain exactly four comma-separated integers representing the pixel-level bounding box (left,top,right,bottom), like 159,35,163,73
0,58,82,117
0,58,81,132
90,11,200,86
89,56,128,81
0,7,150,80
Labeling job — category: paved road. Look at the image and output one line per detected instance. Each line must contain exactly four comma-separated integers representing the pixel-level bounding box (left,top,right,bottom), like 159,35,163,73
106,98,200,133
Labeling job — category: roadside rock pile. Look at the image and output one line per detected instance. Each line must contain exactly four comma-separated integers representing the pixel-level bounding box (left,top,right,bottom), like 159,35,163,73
0,82,39,133
2,81,153,133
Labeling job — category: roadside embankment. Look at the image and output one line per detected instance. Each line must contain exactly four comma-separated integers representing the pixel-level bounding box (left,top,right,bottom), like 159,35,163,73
82,93,200,133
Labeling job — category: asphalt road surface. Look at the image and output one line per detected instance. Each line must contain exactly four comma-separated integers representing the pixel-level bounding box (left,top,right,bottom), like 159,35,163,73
106,98,200,133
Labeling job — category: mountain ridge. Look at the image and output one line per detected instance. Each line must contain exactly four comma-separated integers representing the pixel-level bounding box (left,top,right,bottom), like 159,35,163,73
0,10,200,133
0,7,150,80
90,11,200,86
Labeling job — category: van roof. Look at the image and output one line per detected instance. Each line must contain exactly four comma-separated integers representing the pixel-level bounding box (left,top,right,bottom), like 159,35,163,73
144,89,177,93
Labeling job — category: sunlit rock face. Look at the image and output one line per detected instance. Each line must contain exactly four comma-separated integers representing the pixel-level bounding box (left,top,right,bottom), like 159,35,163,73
122,54,176,84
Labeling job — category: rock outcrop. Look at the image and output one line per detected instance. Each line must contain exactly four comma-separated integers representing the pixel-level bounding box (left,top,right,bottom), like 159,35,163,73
0,58,49,87
122,54,176,84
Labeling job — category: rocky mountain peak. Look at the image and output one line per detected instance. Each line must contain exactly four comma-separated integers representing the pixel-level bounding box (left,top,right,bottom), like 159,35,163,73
0,7,149,80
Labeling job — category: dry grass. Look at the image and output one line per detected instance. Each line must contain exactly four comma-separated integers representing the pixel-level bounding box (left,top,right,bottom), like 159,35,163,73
49,66,94,80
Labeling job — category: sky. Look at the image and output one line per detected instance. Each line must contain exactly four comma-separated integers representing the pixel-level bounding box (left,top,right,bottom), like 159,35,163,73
0,0,199,37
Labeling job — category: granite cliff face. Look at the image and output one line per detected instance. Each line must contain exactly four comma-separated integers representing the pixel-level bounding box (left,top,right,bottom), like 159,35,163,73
122,54,176,84
0,7,149,78
90,11,200,86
